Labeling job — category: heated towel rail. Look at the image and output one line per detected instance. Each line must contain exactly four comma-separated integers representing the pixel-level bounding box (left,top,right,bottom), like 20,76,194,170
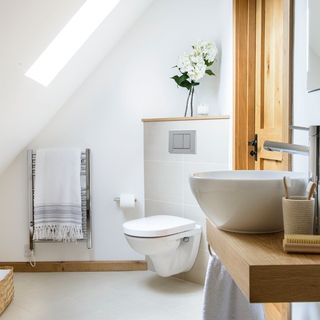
27,149,92,250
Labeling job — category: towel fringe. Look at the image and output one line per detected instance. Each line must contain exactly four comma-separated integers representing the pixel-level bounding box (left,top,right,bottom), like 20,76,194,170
33,225,83,242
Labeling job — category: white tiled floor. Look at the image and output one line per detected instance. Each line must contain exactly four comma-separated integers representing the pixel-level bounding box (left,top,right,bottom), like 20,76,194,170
2,271,203,320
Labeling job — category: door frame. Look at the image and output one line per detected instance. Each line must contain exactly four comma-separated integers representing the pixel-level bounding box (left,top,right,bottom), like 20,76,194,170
233,0,294,170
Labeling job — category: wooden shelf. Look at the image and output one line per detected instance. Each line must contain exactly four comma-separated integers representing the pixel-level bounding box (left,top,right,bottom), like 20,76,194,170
207,219,320,303
141,115,230,122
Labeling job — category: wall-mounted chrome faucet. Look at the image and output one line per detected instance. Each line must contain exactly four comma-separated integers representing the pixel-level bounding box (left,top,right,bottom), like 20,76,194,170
264,125,320,233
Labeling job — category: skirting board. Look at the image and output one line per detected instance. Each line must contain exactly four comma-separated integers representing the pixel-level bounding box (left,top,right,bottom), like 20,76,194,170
0,260,147,272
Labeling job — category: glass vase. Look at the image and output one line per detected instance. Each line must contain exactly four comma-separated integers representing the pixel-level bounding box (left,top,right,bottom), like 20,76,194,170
184,86,195,117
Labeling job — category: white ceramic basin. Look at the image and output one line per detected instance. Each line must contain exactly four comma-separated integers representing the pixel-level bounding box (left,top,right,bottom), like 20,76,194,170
190,170,307,233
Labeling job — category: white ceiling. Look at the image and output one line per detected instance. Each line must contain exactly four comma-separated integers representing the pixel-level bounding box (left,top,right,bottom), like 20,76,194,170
0,0,154,174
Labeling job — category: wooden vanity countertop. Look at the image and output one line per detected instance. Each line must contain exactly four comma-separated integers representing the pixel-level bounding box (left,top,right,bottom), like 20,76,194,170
207,219,320,303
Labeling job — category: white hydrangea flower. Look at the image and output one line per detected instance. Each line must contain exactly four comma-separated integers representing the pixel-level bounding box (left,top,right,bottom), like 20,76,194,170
194,41,218,63
205,42,218,63
188,53,206,81
177,53,193,73
176,41,217,83
193,41,207,54
189,52,203,64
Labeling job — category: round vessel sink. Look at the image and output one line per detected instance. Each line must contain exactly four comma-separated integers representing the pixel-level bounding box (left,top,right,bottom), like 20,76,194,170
189,170,307,233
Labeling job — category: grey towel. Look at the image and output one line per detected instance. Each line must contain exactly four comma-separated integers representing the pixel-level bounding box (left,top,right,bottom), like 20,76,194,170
203,255,265,320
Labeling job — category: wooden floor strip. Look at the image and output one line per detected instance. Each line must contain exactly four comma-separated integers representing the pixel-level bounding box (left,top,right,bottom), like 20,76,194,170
0,261,147,272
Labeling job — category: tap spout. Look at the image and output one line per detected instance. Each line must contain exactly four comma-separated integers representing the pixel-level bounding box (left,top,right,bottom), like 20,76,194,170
263,125,320,234
264,141,309,156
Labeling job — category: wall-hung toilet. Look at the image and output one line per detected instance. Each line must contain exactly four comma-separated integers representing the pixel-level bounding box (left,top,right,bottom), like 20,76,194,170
123,215,201,277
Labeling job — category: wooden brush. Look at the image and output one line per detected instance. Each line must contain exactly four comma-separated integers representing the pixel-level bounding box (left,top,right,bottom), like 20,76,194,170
283,234,320,253
283,176,291,199
306,181,317,200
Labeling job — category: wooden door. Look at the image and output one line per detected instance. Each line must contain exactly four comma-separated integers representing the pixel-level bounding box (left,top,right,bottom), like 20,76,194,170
233,0,257,170
254,0,292,171
234,0,293,172
234,0,293,319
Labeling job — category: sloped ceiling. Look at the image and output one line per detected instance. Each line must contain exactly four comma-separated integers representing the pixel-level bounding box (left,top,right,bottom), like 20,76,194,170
0,0,154,174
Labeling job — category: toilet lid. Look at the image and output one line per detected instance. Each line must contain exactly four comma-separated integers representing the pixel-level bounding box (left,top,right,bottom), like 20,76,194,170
123,215,196,237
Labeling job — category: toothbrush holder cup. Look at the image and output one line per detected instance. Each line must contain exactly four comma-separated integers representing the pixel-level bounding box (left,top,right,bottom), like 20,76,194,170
282,196,314,235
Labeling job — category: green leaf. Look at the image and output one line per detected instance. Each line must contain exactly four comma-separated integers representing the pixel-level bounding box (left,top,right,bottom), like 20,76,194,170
205,60,214,67
171,75,181,86
171,75,179,82
179,73,189,82
180,80,192,90
171,74,189,86
171,74,192,90
205,69,215,76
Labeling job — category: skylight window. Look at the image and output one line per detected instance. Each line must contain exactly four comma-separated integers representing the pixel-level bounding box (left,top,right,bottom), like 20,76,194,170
25,0,120,87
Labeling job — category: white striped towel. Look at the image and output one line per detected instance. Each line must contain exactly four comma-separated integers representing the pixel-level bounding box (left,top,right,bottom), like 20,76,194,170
33,148,83,241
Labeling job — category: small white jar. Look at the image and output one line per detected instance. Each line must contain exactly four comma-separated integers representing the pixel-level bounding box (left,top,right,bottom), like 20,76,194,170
197,104,209,115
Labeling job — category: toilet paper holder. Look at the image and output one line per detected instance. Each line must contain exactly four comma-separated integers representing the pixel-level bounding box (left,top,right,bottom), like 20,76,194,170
113,197,137,202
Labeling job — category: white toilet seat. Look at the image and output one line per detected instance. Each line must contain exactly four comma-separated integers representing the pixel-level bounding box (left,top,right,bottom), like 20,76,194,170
123,215,196,238
123,215,202,277
125,225,201,242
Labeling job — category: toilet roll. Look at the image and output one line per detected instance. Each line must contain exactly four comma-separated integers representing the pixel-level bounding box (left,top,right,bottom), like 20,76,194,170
120,194,136,208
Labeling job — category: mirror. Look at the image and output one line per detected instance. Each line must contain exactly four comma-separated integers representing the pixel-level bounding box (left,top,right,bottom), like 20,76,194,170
307,0,320,93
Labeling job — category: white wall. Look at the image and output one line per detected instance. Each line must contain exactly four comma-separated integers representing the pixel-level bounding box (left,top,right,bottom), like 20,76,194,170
308,48,320,92
144,119,230,284
0,0,233,262
0,0,154,175
292,0,320,174
292,1,320,319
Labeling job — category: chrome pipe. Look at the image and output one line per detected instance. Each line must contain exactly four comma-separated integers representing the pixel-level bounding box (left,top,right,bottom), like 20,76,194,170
27,150,34,251
86,148,92,249
309,126,320,233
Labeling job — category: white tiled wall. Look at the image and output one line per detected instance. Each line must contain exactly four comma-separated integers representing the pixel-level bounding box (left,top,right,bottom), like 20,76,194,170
144,119,230,285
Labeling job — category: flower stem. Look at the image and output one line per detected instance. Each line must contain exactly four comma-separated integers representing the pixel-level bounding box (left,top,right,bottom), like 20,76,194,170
190,86,195,117
185,88,192,117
